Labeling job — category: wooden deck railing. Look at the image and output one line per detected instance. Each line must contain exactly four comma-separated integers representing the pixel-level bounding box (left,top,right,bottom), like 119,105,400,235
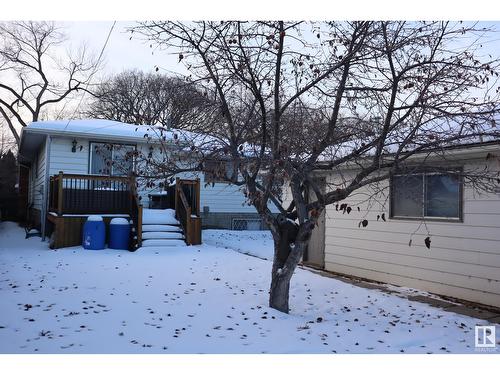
175,178,201,245
49,172,132,215
48,171,143,250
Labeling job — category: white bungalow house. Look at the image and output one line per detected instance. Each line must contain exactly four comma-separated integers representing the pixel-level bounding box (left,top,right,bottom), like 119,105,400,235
18,119,278,249
297,140,500,308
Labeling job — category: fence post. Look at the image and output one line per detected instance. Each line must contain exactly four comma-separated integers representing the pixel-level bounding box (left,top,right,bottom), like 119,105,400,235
49,176,53,212
57,171,64,216
186,206,191,245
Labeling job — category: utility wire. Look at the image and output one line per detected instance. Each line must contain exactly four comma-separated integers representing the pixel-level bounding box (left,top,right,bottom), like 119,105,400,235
61,21,117,132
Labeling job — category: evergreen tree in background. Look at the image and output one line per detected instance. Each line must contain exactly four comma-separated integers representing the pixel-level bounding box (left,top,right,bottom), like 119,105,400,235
0,150,18,220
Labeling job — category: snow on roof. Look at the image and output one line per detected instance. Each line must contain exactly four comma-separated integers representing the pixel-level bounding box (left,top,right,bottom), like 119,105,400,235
24,119,178,142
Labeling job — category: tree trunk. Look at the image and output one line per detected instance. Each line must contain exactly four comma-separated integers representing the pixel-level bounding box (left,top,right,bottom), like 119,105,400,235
267,212,314,314
269,266,291,313
268,234,301,314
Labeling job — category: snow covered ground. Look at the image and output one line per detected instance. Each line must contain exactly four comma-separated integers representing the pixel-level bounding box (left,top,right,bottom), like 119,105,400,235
142,208,179,225
0,221,495,354
203,230,274,260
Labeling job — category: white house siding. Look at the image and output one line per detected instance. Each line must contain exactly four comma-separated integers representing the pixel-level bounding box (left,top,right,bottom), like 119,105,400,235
49,136,89,176
30,140,47,211
46,138,277,217
199,178,263,214
323,157,500,308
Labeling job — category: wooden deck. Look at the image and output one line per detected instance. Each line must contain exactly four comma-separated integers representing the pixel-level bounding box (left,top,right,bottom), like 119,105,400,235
46,172,202,249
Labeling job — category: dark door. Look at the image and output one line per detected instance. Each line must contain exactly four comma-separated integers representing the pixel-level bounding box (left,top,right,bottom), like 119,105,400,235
18,165,30,222
304,177,326,269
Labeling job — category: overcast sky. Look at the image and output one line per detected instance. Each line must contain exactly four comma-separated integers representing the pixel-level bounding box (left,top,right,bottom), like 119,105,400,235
2,19,500,143
63,21,187,78
64,21,500,78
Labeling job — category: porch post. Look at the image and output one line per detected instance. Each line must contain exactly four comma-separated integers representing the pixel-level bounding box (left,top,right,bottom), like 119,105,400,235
175,177,180,218
57,171,63,216
195,178,201,216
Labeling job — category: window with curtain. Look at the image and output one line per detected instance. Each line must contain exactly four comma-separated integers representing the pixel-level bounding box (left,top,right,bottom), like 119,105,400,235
90,143,135,176
391,172,461,220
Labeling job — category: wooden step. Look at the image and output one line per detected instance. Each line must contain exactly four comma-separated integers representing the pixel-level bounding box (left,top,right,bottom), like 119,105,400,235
141,239,187,247
142,224,181,232
142,231,184,240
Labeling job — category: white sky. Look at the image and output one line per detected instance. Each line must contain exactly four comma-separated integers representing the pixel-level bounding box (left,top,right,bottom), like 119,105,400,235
2,2,500,146
3,0,500,21
63,21,500,78
62,21,187,78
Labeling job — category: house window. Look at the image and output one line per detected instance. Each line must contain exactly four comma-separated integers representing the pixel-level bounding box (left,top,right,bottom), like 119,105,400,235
90,142,135,176
204,160,236,183
391,172,462,220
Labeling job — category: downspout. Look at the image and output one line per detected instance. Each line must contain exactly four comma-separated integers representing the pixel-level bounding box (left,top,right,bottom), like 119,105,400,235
41,135,51,240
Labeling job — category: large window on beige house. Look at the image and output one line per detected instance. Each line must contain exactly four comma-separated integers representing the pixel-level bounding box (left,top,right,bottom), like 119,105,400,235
390,172,462,220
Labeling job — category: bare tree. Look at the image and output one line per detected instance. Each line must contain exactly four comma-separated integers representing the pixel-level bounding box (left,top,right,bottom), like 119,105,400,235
0,21,98,147
0,120,17,155
132,21,500,313
86,69,217,130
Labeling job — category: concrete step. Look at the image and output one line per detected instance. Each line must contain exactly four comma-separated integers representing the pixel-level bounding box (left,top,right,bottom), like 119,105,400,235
142,224,181,232
142,231,184,240
141,239,187,247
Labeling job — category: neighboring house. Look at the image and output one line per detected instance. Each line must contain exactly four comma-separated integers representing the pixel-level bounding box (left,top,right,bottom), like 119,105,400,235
296,141,500,308
18,119,278,248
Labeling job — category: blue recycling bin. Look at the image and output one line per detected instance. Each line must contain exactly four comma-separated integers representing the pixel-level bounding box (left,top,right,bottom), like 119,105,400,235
82,216,106,250
109,218,130,250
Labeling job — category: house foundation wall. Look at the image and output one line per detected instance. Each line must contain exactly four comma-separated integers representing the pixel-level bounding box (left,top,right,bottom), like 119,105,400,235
29,208,42,229
201,212,268,230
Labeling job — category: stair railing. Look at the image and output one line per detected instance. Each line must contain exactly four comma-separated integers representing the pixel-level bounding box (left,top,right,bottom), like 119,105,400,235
175,178,201,245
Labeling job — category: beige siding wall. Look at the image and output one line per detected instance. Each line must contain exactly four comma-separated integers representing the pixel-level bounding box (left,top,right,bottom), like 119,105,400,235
324,157,500,308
